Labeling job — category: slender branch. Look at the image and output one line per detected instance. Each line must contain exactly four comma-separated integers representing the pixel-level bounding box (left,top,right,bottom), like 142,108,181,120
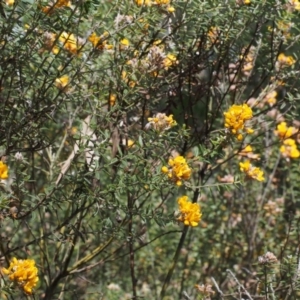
160,225,189,299
128,190,137,299
160,186,201,298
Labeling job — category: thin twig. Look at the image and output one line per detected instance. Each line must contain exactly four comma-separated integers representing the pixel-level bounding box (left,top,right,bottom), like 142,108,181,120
227,269,253,300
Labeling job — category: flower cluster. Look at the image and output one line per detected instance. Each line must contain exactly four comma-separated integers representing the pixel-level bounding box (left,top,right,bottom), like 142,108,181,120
264,90,278,106
163,54,177,69
134,0,175,12
121,70,136,88
290,0,300,10
42,0,71,14
2,258,39,295
224,104,254,140
276,53,295,70
177,196,201,227
0,161,8,179
263,198,283,217
161,155,191,186
258,251,278,265
240,46,256,76
146,113,177,131
276,20,292,40
274,122,299,159
127,42,177,76
280,139,300,159
195,283,215,296
207,27,221,45
59,32,83,55
274,122,297,140
239,160,265,181
41,31,83,56
88,32,113,51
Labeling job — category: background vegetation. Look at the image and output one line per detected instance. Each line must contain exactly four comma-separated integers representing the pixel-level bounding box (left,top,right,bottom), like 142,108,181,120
0,0,300,299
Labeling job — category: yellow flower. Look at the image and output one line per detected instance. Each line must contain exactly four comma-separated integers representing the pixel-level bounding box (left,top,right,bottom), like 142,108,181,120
162,155,191,186
121,71,136,88
147,113,177,131
0,161,8,179
155,0,170,4
277,21,292,39
242,145,253,152
55,75,69,91
89,32,101,47
88,32,112,50
5,0,14,5
59,32,82,55
244,0,250,3
274,122,297,140
238,145,260,159
161,166,169,173
163,54,177,69
109,93,117,106
54,0,71,7
290,0,300,10
120,38,130,50
277,53,295,68
2,258,39,295
42,0,71,14
167,5,175,12
121,139,135,149
224,104,253,140
127,139,135,148
177,196,201,227
207,27,220,45
280,139,300,159
239,160,265,181
135,0,152,6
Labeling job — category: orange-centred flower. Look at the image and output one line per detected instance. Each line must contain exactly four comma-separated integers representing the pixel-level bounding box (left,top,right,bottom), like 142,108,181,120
2,258,39,295
177,196,201,227
0,161,8,179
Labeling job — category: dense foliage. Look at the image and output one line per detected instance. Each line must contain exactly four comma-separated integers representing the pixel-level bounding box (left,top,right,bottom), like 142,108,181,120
1,0,300,299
